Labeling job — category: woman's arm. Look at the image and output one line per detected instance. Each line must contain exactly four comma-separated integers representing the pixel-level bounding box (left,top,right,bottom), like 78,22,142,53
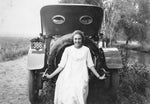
89,66,105,80
86,48,105,80
45,47,68,79
45,66,63,79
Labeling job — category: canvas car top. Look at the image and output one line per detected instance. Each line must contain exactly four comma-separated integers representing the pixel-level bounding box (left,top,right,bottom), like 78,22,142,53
40,4,103,37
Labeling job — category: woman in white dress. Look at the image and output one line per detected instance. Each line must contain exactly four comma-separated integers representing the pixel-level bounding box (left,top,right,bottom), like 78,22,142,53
45,30,105,104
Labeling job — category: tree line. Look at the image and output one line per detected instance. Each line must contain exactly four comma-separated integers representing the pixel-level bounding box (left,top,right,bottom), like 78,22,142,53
59,0,150,46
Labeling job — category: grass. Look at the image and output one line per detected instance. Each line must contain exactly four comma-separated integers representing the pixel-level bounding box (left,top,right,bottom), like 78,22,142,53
117,49,150,104
0,36,30,62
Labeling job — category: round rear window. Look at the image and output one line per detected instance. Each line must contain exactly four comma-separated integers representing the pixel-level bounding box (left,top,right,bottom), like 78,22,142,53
80,15,93,25
52,15,65,24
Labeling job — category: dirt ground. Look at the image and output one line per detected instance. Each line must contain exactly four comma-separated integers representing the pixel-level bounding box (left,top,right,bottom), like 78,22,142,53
0,56,30,104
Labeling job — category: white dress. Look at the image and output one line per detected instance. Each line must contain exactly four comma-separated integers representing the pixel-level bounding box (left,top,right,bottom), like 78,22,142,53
54,45,94,104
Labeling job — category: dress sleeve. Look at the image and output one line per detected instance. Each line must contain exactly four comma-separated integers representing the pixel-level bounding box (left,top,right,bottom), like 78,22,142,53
87,48,94,68
58,48,68,68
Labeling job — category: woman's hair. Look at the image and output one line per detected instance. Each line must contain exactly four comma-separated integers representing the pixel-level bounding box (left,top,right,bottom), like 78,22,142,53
72,30,85,42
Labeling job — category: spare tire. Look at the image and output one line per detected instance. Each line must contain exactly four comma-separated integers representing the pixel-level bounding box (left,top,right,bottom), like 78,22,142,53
48,34,107,75
48,33,73,72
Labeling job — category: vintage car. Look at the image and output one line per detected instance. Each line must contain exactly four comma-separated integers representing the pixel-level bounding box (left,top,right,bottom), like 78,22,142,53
27,4,122,104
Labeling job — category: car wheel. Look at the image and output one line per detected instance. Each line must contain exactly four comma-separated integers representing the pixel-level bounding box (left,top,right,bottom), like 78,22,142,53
111,70,119,90
28,70,40,104
104,75,110,90
110,70,119,100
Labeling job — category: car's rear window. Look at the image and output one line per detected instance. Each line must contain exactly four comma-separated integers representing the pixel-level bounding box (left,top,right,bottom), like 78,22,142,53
80,15,93,25
52,15,65,24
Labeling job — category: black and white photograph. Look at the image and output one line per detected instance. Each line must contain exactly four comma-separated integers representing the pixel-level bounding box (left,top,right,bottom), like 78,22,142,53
0,0,150,104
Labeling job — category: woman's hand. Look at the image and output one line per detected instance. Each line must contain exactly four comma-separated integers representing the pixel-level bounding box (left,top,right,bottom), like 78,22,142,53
98,74,106,80
45,73,52,79
43,67,63,79
89,66,106,80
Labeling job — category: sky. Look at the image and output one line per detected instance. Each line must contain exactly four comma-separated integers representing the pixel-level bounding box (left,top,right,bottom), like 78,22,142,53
0,0,59,37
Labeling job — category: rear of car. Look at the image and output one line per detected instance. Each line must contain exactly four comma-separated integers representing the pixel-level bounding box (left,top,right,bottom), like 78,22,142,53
27,4,122,104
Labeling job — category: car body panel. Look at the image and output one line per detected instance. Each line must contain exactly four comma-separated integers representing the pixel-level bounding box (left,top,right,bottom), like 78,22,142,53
27,48,45,70
40,4,103,37
103,48,123,69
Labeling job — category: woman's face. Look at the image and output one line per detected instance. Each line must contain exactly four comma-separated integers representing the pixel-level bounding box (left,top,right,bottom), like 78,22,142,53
73,34,82,48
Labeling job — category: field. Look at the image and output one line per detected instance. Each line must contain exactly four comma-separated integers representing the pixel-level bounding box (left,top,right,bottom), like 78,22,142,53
0,36,30,62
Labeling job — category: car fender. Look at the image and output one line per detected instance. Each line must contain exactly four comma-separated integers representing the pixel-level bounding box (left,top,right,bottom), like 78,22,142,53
27,48,45,70
103,48,123,69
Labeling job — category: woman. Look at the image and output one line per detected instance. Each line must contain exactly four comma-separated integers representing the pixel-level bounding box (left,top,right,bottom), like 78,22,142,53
45,30,105,104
